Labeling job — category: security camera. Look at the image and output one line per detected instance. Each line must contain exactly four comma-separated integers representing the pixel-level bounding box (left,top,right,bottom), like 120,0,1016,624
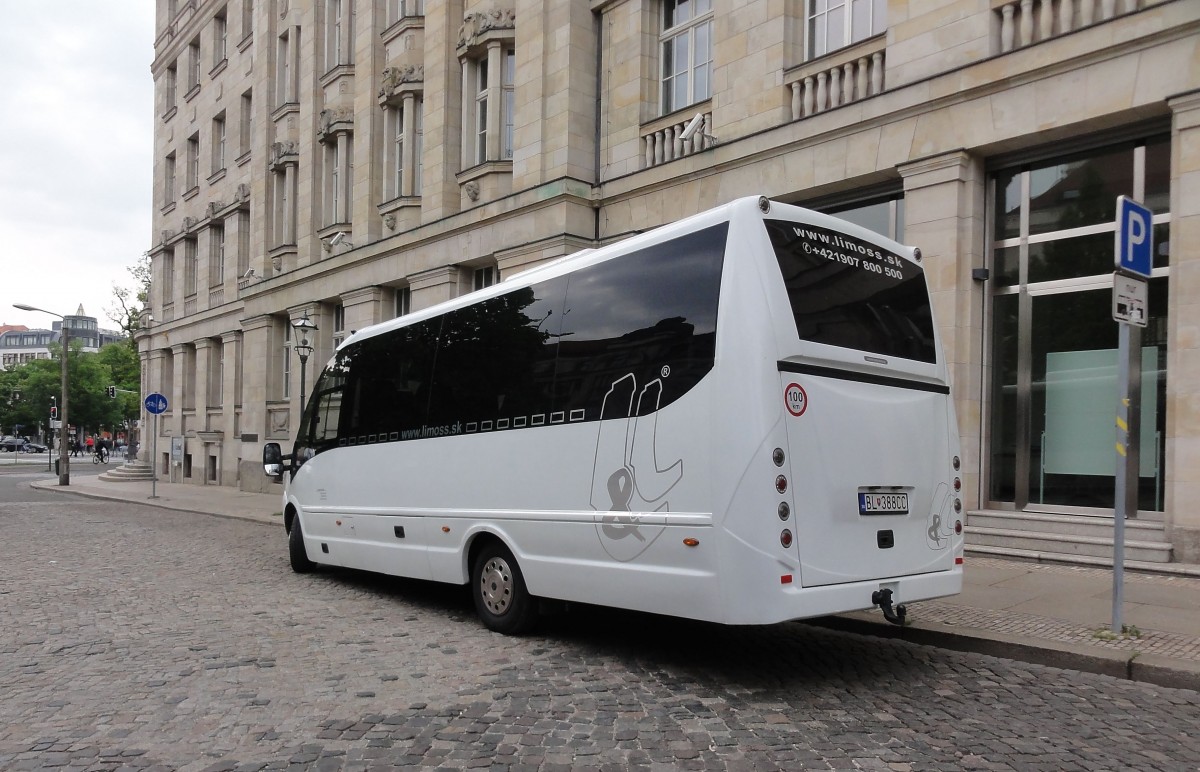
242,268,256,279
679,113,706,142
330,231,350,247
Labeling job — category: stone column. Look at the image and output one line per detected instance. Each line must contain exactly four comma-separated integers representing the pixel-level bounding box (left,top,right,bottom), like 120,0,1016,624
194,338,215,429
239,314,274,491
409,265,462,310
341,286,385,335
170,343,189,483
898,150,987,510
1166,91,1200,561
220,330,243,486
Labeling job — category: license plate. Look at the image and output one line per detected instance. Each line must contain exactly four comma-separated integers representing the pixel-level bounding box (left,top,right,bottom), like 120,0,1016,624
858,492,909,515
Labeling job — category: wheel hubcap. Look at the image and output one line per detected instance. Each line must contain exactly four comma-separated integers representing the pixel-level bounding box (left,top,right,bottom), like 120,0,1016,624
479,556,513,616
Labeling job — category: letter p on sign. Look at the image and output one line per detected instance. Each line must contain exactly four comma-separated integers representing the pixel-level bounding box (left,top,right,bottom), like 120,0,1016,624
1115,195,1153,278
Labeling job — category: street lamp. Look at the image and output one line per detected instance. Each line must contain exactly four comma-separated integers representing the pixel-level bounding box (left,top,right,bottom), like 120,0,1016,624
292,311,318,425
13,303,69,486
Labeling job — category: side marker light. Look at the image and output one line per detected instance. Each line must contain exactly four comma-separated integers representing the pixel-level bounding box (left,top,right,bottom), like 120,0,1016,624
955,557,964,565
441,526,450,533
683,537,699,547
781,574,793,584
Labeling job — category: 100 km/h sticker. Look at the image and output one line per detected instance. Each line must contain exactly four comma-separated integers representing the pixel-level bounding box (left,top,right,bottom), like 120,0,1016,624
785,383,808,417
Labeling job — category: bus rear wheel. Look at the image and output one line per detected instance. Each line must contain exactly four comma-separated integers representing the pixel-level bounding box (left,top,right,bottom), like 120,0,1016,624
289,516,315,573
471,543,538,635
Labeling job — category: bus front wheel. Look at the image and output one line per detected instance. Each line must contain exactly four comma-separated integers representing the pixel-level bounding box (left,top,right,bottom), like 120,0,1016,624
289,516,315,573
471,543,538,635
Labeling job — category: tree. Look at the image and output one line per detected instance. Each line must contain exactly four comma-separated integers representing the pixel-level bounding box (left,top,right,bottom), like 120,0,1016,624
109,253,151,350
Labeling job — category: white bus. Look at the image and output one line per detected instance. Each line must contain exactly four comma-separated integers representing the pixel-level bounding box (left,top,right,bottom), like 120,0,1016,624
264,195,964,634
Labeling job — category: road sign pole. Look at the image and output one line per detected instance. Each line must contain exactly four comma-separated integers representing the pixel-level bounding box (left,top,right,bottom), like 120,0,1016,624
1111,195,1152,634
150,413,159,500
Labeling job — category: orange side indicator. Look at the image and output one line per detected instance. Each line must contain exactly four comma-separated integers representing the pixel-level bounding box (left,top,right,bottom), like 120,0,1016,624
441,526,451,533
682,537,699,547
335,520,342,526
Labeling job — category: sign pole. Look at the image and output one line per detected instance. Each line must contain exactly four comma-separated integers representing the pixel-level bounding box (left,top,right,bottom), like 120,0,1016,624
1111,195,1153,634
150,413,159,499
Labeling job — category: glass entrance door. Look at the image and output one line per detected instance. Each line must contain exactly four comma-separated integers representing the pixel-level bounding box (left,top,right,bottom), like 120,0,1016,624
987,139,1170,514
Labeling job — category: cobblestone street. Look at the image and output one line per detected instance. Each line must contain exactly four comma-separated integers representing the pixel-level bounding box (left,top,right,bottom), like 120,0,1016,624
2,496,1198,771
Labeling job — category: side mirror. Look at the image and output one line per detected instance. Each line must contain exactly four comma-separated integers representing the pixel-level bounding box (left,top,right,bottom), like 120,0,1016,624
263,442,284,477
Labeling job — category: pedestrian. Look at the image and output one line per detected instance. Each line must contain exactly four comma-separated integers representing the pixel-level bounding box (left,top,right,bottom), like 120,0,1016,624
85,436,94,456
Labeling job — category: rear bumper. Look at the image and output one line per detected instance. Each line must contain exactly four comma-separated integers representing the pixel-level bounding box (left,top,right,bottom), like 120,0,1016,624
749,565,963,625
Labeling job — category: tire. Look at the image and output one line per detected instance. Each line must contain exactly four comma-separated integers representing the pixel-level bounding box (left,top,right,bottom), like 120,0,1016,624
471,542,538,635
288,515,316,573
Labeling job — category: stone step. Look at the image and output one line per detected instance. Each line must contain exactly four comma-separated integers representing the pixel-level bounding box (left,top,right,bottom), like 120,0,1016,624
965,525,1173,563
967,509,1167,541
99,462,157,482
965,544,1200,577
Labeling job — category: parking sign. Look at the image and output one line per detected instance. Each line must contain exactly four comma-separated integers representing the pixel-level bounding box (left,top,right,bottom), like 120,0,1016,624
1115,195,1153,278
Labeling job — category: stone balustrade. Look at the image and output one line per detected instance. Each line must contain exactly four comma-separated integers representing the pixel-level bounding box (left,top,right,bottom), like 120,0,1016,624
995,0,1140,53
640,111,714,170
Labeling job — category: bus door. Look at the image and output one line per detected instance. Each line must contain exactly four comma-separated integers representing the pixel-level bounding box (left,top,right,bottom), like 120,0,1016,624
765,217,958,587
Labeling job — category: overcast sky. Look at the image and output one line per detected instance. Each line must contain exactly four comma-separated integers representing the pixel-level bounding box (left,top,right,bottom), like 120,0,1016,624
0,3,155,332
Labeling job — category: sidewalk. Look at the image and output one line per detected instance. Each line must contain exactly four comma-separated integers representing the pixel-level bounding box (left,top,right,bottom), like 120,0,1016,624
31,468,1200,692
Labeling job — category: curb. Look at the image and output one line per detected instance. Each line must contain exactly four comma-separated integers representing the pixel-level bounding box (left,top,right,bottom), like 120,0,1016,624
811,612,1200,692
29,478,282,526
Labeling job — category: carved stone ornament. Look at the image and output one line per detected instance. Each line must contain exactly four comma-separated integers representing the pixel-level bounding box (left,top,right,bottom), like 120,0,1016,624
161,229,174,243
182,215,197,231
272,256,283,273
268,140,299,171
236,183,250,201
378,64,425,101
207,200,225,219
465,180,480,202
457,8,516,51
316,107,355,144
383,213,397,231
269,408,289,434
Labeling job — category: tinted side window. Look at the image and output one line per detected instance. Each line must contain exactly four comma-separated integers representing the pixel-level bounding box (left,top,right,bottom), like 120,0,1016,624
554,223,726,420
427,278,566,432
343,318,441,443
766,220,936,363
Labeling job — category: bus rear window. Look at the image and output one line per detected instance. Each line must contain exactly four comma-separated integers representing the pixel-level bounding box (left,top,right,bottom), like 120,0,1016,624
766,220,937,364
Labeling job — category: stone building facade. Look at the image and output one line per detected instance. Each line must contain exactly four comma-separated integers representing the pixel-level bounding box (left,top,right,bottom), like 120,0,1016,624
145,0,1200,560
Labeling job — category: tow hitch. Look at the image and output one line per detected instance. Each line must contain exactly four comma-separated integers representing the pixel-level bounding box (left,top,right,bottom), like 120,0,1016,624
872,588,907,626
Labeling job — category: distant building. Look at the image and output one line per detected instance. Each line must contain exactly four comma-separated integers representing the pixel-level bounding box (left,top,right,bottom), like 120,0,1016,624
0,306,126,371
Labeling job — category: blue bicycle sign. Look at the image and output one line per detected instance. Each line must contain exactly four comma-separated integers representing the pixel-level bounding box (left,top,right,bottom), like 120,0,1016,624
145,392,168,415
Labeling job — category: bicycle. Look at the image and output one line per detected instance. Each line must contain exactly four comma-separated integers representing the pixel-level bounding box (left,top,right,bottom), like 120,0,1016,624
92,448,109,464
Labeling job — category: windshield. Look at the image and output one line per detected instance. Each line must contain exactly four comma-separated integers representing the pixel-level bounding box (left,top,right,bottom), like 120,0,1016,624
766,219,937,363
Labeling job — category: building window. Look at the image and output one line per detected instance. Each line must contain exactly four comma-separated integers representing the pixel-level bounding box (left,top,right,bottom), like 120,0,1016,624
281,320,292,400
272,167,293,246
183,239,198,297
209,337,224,405
323,136,352,225
385,97,423,199
807,0,886,60
276,31,292,106
164,62,178,113
388,0,424,23
212,112,227,175
324,0,351,71
661,0,712,115
473,265,496,290
239,89,253,155
214,9,228,67
241,0,254,41
209,224,226,287
164,152,177,204
331,304,345,349
237,210,250,277
394,286,411,318
188,38,201,92
162,249,175,306
502,48,515,160
462,46,514,167
186,133,200,190
987,137,1170,511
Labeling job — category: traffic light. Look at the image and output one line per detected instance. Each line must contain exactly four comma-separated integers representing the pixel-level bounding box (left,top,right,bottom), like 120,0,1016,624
49,406,57,420
107,385,116,398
